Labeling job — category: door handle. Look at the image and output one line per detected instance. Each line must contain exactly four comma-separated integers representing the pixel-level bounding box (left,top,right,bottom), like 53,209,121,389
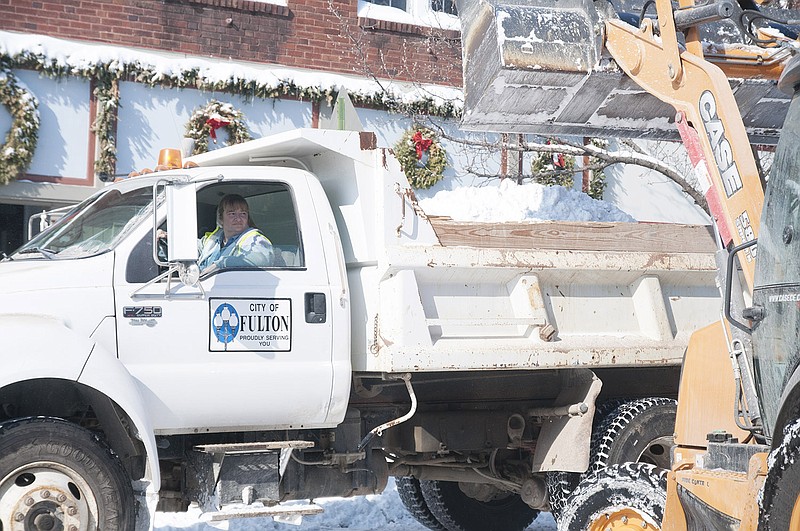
305,293,326,323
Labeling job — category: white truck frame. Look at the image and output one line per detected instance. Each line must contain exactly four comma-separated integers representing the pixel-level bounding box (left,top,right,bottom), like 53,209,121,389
0,128,719,530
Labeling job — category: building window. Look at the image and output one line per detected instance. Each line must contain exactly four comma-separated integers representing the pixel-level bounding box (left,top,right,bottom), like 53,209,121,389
361,0,459,30
431,0,456,15
367,0,407,8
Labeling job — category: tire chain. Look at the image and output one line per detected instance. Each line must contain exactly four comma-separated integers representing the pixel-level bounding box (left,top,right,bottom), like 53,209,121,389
546,397,674,523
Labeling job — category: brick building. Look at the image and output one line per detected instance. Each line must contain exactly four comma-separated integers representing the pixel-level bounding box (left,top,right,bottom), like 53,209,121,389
0,0,465,254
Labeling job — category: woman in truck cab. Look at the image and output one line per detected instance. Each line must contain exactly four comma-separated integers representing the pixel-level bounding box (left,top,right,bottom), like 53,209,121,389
198,194,276,273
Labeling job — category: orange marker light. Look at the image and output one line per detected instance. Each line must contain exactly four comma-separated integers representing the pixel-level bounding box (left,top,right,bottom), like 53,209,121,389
157,148,182,170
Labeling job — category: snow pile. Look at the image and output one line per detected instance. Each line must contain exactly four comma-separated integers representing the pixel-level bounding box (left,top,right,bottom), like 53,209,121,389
153,478,557,530
419,180,636,223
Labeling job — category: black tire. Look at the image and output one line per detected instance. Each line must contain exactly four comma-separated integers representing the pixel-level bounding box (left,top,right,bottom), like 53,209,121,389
396,477,447,531
420,479,539,531
588,397,676,476
0,417,135,530
545,398,629,522
759,418,800,530
558,463,667,531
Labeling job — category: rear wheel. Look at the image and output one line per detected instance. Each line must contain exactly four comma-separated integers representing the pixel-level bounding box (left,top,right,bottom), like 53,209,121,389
588,397,676,475
396,476,446,530
558,463,666,531
546,397,674,522
0,418,135,531
420,479,538,531
759,418,800,530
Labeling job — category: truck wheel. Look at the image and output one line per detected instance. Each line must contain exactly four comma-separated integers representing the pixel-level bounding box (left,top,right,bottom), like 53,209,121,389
558,463,667,531
759,418,800,530
588,397,676,475
396,477,446,530
0,418,135,531
545,398,627,522
420,479,538,531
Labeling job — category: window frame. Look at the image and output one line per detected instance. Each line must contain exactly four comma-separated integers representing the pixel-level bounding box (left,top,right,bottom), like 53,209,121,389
361,0,460,30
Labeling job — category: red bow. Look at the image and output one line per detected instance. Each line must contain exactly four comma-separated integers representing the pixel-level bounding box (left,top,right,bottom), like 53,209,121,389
206,117,230,142
412,131,433,160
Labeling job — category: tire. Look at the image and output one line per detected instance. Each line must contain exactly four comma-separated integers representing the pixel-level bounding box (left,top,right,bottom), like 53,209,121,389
396,477,447,531
420,479,539,531
759,418,800,530
588,397,676,476
545,398,629,522
0,417,135,531
558,463,667,531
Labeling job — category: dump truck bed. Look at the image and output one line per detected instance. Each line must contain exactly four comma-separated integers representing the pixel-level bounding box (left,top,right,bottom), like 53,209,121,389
356,218,720,373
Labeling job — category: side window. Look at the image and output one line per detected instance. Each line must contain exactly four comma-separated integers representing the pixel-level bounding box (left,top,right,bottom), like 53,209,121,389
196,182,304,271
431,0,456,15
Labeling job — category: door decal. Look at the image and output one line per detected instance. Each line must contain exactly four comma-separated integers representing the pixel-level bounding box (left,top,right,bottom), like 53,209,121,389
209,298,292,352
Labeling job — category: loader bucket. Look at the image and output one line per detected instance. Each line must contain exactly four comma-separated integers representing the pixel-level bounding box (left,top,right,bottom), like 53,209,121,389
458,0,606,75
456,0,795,144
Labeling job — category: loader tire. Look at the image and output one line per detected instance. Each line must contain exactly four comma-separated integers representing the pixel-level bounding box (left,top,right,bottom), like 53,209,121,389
759,418,800,530
396,476,447,530
545,398,628,522
558,463,667,531
420,479,539,531
0,417,135,531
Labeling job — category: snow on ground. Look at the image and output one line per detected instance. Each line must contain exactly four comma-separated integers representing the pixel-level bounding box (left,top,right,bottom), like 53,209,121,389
153,478,557,531
418,179,636,222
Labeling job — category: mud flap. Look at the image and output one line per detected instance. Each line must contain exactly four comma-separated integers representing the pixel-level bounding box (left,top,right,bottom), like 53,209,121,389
531,369,602,473
677,483,740,530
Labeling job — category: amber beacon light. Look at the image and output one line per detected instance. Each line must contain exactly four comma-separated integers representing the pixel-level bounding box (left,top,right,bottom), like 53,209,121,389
157,148,183,170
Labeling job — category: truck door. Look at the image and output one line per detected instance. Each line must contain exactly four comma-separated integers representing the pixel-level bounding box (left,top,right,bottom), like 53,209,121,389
115,178,336,432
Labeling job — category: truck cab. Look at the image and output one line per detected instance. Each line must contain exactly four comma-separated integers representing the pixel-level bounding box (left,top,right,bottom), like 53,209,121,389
0,157,353,529
115,167,349,433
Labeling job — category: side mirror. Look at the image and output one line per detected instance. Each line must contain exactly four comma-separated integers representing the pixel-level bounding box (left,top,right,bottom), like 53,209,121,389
165,181,199,263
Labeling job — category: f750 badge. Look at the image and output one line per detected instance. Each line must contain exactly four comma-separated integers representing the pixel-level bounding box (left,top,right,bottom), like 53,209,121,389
123,306,162,318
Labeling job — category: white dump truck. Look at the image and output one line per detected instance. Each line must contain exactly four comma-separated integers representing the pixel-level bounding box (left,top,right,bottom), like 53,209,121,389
0,128,720,530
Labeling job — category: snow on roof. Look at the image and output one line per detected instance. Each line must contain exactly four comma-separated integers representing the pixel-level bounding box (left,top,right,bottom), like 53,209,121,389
0,30,463,111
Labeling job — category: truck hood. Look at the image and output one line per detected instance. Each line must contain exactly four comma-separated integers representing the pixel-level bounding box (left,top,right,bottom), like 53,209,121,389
0,253,116,336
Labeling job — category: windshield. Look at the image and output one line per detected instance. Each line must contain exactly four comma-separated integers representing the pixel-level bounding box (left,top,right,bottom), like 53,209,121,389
13,187,155,259
752,88,800,438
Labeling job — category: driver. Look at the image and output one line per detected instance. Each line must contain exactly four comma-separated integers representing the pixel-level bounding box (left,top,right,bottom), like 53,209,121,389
198,194,276,271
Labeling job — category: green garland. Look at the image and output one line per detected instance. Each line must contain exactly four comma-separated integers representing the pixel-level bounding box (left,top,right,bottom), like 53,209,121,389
1,44,462,178
185,100,252,155
394,126,447,189
91,75,118,179
0,69,39,185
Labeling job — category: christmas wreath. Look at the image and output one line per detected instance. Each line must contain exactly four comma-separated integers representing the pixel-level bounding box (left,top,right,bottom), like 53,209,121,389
0,70,39,185
394,126,447,189
530,138,607,199
531,139,576,189
185,100,251,156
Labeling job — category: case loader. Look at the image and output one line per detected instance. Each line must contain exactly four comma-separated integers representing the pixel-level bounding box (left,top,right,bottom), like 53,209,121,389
457,0,800,528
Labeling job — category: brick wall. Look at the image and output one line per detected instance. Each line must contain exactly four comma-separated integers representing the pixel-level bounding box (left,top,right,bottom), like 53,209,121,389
0,0,463,87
